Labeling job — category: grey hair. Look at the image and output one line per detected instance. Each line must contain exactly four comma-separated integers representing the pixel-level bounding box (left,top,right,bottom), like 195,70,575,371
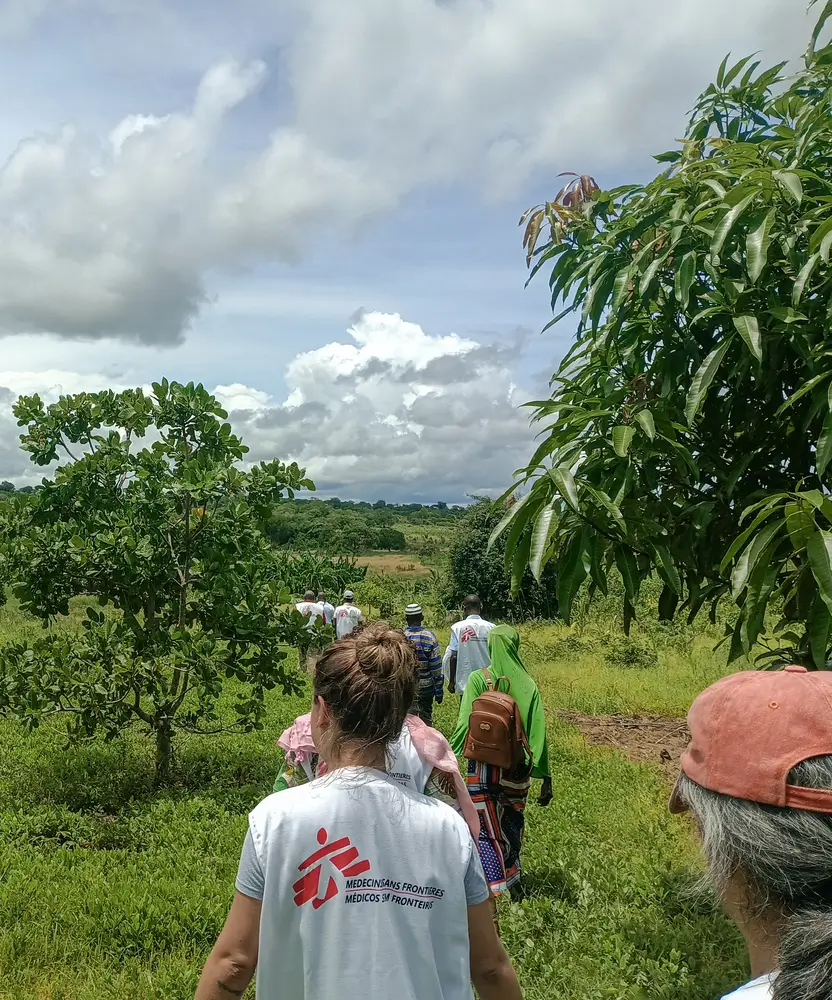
677,757,832,1000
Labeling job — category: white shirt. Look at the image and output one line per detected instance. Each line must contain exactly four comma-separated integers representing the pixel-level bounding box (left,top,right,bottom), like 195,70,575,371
387,725,433,793
447,615,495,692
296,601,324,627
722,975,775,1000
239,769,489,1000
319,601,335,625
334,603,363,638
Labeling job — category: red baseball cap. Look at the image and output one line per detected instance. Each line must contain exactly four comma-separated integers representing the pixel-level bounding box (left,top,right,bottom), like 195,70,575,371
670,665,832,815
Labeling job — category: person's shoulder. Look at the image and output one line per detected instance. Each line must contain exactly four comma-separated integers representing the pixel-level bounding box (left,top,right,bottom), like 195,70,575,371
250,782,313,825
481,619,496,629
721,976,775,1000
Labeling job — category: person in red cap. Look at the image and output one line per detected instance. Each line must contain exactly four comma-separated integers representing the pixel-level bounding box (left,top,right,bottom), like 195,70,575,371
670,665,832,1000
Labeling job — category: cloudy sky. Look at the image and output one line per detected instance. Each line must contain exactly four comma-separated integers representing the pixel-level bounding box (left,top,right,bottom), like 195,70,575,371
0,0,813,501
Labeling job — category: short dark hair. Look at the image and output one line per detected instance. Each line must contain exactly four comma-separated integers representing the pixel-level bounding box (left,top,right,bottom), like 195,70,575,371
317,592,326,601
463,594,482,613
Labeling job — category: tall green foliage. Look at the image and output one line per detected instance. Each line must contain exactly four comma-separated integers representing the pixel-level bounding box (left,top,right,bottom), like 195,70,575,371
449,499,558,621
503,4,832,664
0,381,318,778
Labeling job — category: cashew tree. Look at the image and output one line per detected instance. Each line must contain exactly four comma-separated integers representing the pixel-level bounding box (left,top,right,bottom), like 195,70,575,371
502,3,832,666
0,380,320,779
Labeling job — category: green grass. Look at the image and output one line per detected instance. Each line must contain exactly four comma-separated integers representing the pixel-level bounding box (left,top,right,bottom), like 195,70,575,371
0,599,747,1000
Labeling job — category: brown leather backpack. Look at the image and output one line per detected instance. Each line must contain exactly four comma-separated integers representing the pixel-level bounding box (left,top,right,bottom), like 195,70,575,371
463,669,533,775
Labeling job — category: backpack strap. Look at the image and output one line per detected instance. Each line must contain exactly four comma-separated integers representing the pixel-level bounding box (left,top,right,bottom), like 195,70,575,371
484,670,511,696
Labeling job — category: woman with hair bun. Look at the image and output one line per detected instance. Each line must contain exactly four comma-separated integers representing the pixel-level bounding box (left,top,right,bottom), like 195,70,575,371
671,665,832,1000
195,621,522,1000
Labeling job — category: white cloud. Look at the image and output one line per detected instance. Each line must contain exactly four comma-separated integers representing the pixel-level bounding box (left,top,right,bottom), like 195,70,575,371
0,0,813,345
0,312,534,501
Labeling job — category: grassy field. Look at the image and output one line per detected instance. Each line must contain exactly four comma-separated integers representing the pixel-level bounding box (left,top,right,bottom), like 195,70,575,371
355,552,432,575
0,597,747,1000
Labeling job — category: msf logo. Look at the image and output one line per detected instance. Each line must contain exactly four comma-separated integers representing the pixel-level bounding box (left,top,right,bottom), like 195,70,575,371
459,626,478,643
293,828,371,909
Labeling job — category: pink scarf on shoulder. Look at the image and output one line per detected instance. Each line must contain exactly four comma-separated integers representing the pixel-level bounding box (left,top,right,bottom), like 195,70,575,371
276,713,479,840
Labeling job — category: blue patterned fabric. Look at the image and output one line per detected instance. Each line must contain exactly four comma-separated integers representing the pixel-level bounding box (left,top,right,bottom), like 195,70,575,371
404,625,443,697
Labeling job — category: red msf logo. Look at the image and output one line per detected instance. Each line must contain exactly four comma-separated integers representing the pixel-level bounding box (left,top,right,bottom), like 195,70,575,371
293,828,371,909
459,626,478,643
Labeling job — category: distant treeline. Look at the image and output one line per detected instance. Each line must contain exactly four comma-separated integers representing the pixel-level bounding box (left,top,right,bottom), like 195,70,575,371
265,497,466,555
0,482,38,495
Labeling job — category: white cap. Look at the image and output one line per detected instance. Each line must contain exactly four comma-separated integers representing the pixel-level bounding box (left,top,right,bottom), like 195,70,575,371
343,590,355,601
405,604,422,616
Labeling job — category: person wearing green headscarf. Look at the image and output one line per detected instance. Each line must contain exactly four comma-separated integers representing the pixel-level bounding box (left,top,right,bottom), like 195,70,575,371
450,624,552,900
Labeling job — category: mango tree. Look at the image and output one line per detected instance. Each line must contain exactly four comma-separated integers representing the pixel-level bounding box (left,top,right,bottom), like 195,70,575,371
501,3,832,666
0,380,319,779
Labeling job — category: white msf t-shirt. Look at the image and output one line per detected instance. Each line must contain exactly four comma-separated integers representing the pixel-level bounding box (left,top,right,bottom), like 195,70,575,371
237,769,489,1000
722,975,775,1000
334,603,363,638
296,601,324,626
447,615,495,692
387,725,433,793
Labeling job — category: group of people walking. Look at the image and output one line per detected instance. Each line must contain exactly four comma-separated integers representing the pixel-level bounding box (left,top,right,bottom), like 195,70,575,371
196,593,832,1000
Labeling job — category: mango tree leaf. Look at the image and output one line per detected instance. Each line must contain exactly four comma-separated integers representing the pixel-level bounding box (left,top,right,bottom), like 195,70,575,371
811,590,830,669
769,306,807,324
549,466,580,513
510,529,532,598
730,519,783,599
793,252,820,307
584,485,627,537
775,372,830,416
817,410,832,478
811,0,832,52
807,528,832,616
610,266,632,313
733,315,762,364
556,531,591,623
785,501,815,553
612,425,635,458
686,339,732,425
773,170,803,205
615,547,641,605
821,228,832,265
488,491,534,551
711,191,757,257
675,252,696,309
635,409,655,441
528,504,555,582
654,544,681,595
721,505,785,574
746,209,775,284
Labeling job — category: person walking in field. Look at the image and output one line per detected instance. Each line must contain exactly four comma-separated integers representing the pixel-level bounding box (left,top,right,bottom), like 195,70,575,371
450,625,552,901
295,591,324,669
317,592,335,625
447,595,495,695
194,622,523,1000
670,665,832,1000
403,603,444,726
333,590,364,638
296,591,323,624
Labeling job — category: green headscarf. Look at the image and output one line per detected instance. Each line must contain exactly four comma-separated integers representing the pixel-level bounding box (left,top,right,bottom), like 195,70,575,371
450,624,550,779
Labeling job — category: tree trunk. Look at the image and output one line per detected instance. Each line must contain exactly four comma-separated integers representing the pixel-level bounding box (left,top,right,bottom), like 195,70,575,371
155,720,173,785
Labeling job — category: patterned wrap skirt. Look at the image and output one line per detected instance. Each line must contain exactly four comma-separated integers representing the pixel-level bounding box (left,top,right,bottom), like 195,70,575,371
465,759,531,895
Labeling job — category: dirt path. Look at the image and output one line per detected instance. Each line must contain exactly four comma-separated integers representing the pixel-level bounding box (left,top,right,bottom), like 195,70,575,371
557,711,689,783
